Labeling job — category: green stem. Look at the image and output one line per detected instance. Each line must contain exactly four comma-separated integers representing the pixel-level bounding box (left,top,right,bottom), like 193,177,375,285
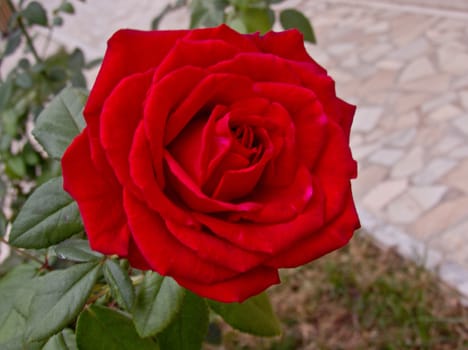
6,0,42,63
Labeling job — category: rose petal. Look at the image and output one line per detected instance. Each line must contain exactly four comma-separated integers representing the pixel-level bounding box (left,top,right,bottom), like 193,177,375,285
174,266,280,303
164,73,253,145
235,164,314,224
315,121,358,221
251,29,322,65
129,122,195,226
165,219,267,273
210,52,300,84
127,236,152,270
124,190,239,284
84,29,188,167
100,69,154,195
211,129,273,202
193,181,325,254
144,65,207,188
266,192,360,268
169,105,227,185
186,24,259,53
260,102,297,187
62,131,130,256
85,29,188,115
154,39,239,80
165,151,261,213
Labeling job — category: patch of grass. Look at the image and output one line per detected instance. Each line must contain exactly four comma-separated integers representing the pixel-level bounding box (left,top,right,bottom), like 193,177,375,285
209,232,468,350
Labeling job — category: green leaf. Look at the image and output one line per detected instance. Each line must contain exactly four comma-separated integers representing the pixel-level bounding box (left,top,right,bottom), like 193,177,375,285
32,87,87,160
158,292,209,350
4,30,22,57
76,305,158,350
0,76,13,109
190,0,228,28
55,239,103,262
0,265,37,346
0,212,5,237
239,7,273,33
22,1,48,27
42,329,77,350
9,177,83,249
279,9,316,43
133,272,185,337
5,156,26,179
208,292,281,336
53,16,64,26
58,2,75,14
103,259,135,311
26,262,101,341
15,71,33,88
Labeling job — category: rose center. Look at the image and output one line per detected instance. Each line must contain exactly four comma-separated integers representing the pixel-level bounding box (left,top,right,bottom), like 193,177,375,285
230,124,264,165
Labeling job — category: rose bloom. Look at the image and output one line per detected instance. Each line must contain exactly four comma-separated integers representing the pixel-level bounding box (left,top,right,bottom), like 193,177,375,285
62,25,360,302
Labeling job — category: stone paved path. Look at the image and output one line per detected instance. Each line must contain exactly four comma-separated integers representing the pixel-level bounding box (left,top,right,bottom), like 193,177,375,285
299,0,468,301
2,0,468,301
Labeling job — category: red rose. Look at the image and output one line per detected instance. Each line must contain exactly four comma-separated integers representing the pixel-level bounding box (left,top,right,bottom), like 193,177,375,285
62,25,360,302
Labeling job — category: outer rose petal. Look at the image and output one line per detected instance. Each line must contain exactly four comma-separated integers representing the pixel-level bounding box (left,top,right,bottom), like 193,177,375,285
266,193,360,268
62,131,130,256
100,69,154,193
84,29,188,168
251,29,324,67
85,29,188,115
174,266,280,303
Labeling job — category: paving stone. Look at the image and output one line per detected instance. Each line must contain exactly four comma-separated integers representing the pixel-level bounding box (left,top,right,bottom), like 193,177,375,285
454,75,468,89
394,93,428,113
428,104,464,122
385,193,422,224
391,37,429,60
352,106,383,132
421,92,457,113
369,148,404,166
364,21,389,34
412,196,468,239
399,56,436,83
341,54,360,68
376,59,404,70
363,179,408,211
352,142,382,161
361,69,397,93
352,164,388,197
362,43,393,62
431,135,463,156
443,159,468,193
328,42,355,56
449,145,468,159
412,158,457,185
401,73,451,93
453,116,468,136
408,185,447,211
392,147,424,178
386,127,417,147
440,219,468,267
395,111,420,128
437,47,468,74
459,90,468,109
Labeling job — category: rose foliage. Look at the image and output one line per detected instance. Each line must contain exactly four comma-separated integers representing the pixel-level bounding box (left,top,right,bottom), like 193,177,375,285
4,24,359,349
